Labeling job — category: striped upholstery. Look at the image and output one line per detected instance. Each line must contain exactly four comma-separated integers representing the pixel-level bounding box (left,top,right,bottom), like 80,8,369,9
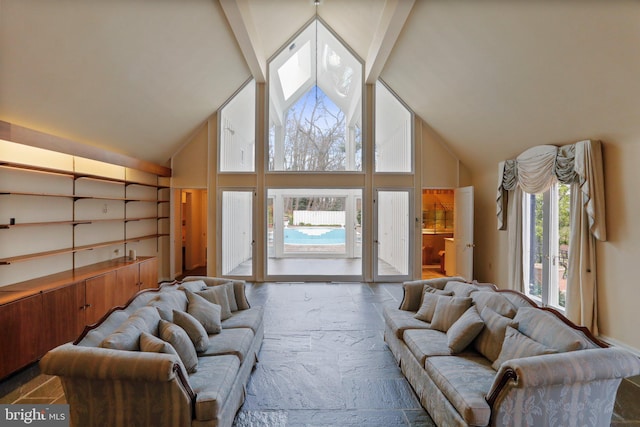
430,297,472,332
40,277,262,427
424,355,495,426
446,306,484,353
514,307,597,352
471,291,517,318
474,306,517,362
491,326,556,370
383,306,432,339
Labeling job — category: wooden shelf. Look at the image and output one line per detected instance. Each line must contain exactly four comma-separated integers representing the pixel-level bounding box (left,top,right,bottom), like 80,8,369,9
0,220,91,229
1,157,168,269
1,191,75,198
124,216,157,222
0,247,76,265
0,240,130,265
125,234,162,243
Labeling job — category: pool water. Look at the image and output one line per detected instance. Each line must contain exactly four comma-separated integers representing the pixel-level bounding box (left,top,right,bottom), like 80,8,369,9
284,227,345,245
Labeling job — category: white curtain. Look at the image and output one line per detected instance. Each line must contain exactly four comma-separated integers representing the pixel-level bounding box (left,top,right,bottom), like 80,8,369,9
496,140,606,333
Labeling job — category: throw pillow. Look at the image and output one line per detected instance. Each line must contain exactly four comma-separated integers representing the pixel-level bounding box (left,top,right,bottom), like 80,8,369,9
474,307,519,362
140,331,179,356
185,290,222,334
491,326,557,370
172,310,209,352
430,296,473,332
223,282,238,312
139,331,188,378
99,306,160,351
423,284,454,296
447,306,485,353
158,320,198,373
196,286,232,320
179,280,207,293
414,293,443,323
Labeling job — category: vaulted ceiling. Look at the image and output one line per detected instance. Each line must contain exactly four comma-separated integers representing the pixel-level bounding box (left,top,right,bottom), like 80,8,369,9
1,0,639,174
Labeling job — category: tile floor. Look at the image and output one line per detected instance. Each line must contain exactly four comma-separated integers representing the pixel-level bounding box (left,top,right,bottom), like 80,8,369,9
1,282,639,426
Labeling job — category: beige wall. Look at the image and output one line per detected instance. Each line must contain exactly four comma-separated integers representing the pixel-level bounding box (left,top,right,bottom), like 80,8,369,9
171,123,208,189
421,121,460,188
472,141,640,353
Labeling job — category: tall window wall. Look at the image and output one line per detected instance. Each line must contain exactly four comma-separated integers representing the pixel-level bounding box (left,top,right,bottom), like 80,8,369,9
217,18,415,281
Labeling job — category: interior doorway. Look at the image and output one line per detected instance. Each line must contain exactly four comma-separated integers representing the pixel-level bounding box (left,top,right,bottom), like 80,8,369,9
180,189,208,275
421,189,454,279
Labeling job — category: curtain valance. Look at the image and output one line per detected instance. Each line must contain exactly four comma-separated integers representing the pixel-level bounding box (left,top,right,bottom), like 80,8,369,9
496,140,606,242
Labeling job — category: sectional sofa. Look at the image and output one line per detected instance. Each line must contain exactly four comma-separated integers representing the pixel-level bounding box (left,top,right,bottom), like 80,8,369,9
40,276,263,427
384,277,640,427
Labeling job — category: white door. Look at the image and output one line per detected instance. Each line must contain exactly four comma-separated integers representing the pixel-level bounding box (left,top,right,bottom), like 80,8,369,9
454,186,474,280
374,189,412,281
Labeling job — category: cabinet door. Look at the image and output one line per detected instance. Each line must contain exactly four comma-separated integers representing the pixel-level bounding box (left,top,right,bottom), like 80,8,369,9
41,282,86,352
85,271,117,325
115,263,140,306
139,257,158,291
0,295,43,379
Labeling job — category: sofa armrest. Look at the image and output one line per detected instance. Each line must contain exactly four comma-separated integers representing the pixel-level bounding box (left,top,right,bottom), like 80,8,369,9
183,276,250,310
399,276,465,311
40,343,190,387
486,348,640,426
487,347,640,405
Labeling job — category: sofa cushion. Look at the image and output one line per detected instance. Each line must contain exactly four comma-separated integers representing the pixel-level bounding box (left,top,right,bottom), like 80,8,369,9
172,310,209,352
190,355,241,422
198,328,255,363
414,292,442,323
158,320,198,373
430,297,472,332
197,287,232,320
447,306,485,353
186,291,222,334
514,307,597,352
443,281,478,297
179,280,207,293
99,306,160,351
403,329,469,365
471,291,517,318
222,306,264,333
383,306,432,339
221,282,239,312
491,326,557,370
148,291,189,321
424,355,495,426
474,307,518,363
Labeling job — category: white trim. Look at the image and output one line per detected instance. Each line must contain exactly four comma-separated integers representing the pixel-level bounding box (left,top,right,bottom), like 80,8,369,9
598,334,640,357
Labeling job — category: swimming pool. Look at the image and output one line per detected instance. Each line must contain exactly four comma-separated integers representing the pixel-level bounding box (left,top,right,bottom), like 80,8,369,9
284,227,345,245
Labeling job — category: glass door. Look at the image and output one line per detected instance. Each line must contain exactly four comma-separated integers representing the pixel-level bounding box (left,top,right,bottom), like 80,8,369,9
374,189,411,280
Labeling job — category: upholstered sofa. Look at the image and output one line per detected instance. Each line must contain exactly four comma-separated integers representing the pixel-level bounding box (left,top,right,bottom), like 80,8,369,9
40,276,263,427
384,277,640,427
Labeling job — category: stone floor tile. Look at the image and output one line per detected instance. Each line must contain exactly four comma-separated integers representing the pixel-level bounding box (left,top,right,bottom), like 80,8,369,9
343,377,422,410
286,409,410,426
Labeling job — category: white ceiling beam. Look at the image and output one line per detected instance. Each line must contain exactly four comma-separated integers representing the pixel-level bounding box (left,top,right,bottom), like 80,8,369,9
365,0,415,84
219,0,266,82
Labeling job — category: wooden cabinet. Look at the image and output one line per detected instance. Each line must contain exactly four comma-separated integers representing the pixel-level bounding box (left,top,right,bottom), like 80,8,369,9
139,257,158,291
41,282,86,353
85,271,117,325
0,293,44,379
115,263,140,307
0,256,158,379
115,257,158,306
